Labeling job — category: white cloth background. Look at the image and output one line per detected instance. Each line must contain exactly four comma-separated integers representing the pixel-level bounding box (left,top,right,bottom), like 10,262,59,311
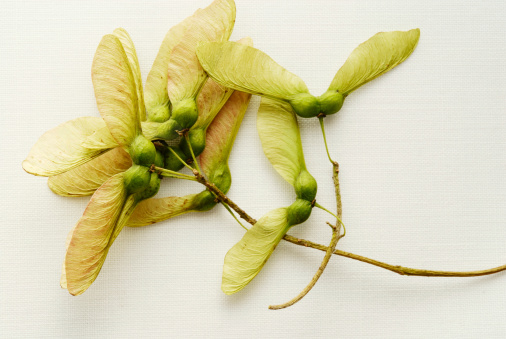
2,0,506,337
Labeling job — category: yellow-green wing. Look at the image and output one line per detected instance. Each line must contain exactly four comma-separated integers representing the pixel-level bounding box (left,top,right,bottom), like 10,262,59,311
194,37,253,131
113,28,146,121
62,173,127,295
222,207,290,295
144,15,194,121
329,29,420,95
23,117,110,176
48,147,132,197
257,98,306,187
197,41,309,101
92,34,141,146
166,0,236,104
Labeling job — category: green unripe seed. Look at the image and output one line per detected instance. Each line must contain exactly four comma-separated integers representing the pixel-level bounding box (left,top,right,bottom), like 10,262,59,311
318,90,344,116
156,118,182,140
124,165,151,195
193,190,217,212
180,128,206,159
208,164,232,193
147,103,170,123
287,199,313,226
154,150,164,168
164,146,185,172
294,169,318,201
171,98,198,129
129,135,156,167
289,93,320,118
135,172,161,201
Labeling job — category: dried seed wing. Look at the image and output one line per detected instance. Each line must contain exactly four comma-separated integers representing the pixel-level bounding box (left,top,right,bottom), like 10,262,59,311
200,90,251,182
113,28,146,121
222,207,290,295
257,98,306,187
197,41,309,101
329,29,420,96
92,34,141,146
63,173,127,295
167,0,236,104
48,147,132,197
23,117,111,176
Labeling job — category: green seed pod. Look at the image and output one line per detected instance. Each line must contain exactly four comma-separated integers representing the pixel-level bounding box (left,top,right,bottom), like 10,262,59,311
164,146,185,172
147,103,170,123
208,164,232,193
171,98,198,129
193,190,217,212
294,169,317,202
286,198,313,226
180,128,206,159
156,118,182,141
124,165,151,194
318,90,344,116
135,172,161,201
154,150,164,168
129,135,156,167
288,93,320,118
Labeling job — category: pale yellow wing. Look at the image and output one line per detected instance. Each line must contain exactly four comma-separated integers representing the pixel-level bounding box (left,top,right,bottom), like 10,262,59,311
92,34,141,146
48,147,132,197
194,37,253,131
329,29,420,95
256,98,306,186
23,117,110,176
62,173,127,296
167,0,236,104
144,15,194,121
197,41,308,101
113,28,146,121
222,207,290,295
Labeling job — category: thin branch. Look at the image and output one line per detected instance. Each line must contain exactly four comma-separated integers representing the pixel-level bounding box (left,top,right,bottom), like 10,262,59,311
269,160,345,309
193,166,506,278
193,170,257,225
269,222,341,310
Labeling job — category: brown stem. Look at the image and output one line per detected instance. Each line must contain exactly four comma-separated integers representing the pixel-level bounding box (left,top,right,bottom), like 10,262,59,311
269,161,344,309
193,168,506,278
269,222,341,310
193,170,257,225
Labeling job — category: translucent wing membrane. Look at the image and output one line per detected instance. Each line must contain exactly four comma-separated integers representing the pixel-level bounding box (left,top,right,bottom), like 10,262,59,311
113,28,146,121
256,98,306,187
62,173,127,295
200,90,251,179
22,117,111,176
92,34,141,146
194,37,253,131
222,207,290,295
144,15,194,120
197,41,309,101
48,147,132,197
167,0,236,104
329,29,420,95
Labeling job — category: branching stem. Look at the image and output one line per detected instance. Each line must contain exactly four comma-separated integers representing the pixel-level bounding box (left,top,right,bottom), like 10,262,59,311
191,167,506,279
185,134,202,175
